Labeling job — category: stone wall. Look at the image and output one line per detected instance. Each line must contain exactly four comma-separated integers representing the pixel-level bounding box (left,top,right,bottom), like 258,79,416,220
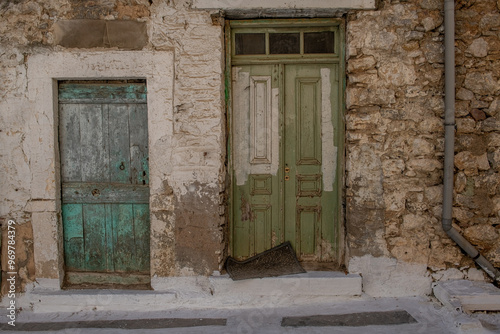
346,0,500,287
454,0,500,270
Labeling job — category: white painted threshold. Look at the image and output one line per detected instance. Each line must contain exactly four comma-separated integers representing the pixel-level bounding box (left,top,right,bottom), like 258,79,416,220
192,0,377,10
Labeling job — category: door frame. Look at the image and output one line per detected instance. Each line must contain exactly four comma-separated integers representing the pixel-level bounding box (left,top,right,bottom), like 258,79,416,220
225,18,346,265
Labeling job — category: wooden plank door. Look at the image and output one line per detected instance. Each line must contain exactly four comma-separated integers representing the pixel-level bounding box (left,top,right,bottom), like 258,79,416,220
231,63,339,263
59,82,150,287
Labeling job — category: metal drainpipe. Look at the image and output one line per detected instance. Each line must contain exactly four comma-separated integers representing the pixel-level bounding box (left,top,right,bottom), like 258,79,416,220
443,0,500,282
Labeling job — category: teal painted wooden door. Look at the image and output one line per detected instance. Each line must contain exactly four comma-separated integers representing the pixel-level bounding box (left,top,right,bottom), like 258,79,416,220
59,82,150,285
231,64,340,262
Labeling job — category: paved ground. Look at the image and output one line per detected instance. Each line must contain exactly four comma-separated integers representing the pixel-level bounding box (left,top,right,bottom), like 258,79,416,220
0,296,499,333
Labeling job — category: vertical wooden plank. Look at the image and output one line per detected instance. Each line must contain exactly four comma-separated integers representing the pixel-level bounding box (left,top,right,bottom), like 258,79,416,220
234,192,251,259
112,204,136,272
108,104,131,184
80,104,110,183
62,204,84,270
133,204,150,272
59,105,82,182
129,104,149,185
83,204,107,271
104,204,114,271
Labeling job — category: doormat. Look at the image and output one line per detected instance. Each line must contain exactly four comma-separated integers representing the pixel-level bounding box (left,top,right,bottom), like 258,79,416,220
225,241,305,280
281,310,418,327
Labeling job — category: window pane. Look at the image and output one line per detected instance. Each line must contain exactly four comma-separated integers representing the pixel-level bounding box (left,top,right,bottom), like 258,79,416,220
269,33,300,54
304,31,335,54
235,33,266,55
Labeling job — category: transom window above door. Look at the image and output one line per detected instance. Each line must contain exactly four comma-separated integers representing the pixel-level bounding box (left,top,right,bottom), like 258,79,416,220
230,21,340,60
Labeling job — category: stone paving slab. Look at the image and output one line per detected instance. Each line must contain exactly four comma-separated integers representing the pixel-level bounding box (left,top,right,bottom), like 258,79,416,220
434,279,500,313
0,318,226,331
281,310,417,327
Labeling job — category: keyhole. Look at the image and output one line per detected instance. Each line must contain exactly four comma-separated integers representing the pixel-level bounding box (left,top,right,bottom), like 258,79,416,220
92,189,100,196
119,162,125,170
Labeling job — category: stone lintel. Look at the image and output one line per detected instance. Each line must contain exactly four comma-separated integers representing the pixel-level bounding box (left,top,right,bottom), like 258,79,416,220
54,20,148,50
192,0,377,10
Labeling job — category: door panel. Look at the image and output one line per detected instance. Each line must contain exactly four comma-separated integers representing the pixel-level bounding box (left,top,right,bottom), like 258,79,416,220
232,64,339,262
59,82,150,285
232,65,281,258
284,64,337,262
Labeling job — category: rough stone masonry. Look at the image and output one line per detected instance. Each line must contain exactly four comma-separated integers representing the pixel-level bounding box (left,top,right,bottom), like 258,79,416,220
0,0,499,297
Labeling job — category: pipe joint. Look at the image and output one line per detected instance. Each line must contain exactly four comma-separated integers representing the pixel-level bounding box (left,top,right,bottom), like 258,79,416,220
442,218,453,231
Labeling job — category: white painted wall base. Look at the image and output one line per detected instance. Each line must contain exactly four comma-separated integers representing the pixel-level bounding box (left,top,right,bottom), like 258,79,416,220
348,255,433,297
210,272,362,297
31,279,61,291
4,272,362,313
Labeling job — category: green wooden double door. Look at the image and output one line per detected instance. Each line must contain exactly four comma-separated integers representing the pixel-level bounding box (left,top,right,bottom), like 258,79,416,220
231,63,341,263
59,82,150,287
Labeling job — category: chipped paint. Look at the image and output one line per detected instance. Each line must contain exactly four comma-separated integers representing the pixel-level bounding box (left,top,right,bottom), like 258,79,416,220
321,67,336,192
233,67,251,186
233,68,280,186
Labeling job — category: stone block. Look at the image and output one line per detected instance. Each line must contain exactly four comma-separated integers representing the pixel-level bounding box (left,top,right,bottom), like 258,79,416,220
378,60,417,86
456,117,477,134
407,158,441,172
455,152,490,172
482,117,500,132
470,109,486,121
464,72,500,96
348,56,377,72
456,88,474,101
467,38,489,57
54,20,148,50
486,98,500,117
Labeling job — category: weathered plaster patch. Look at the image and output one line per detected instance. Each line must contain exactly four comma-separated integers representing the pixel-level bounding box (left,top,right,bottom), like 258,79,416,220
348,255,432,297
31,212,60,280
174,182,222,275
1,220,36,294
321,67,336,192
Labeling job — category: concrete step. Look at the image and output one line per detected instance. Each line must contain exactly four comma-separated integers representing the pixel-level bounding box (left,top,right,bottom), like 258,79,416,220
4,272,362,313
210,271,362,297
20,289,177,313
433,279,500,313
